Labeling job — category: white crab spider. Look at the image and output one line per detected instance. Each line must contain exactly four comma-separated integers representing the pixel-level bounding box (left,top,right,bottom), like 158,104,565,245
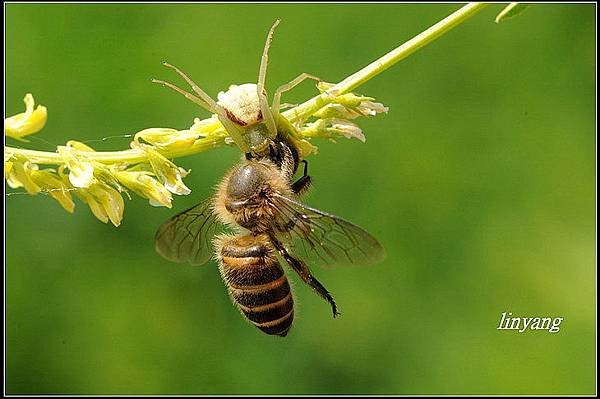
152,20,320,154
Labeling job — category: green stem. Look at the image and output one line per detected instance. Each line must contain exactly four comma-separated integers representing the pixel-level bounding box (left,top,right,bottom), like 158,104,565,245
283,2,488,123
5,135,227,165
5,2,487,165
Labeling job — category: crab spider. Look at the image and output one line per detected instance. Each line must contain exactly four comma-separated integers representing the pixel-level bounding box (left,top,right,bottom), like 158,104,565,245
152,19,320,154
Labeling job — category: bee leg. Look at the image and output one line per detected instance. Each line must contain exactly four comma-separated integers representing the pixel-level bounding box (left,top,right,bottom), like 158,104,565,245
290,259,338,318
304,273,339,318
291,160,312,195
291,175,311,195
269,235,340,318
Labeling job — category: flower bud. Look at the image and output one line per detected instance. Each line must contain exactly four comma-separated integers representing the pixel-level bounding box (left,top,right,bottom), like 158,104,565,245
75,182,124,226
114,170,173,208
356,101,389,116
328,119,366,142
300,118,365,143
4,94,48,141
190,115,222,135
57,146,95,188
135,144,191,196
5,160,41,194
29,169,75,213
66,140,96,152
134,128,201,152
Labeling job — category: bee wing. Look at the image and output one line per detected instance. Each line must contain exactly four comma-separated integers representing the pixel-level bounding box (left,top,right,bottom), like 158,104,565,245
271,193,385,268
154,198,221,266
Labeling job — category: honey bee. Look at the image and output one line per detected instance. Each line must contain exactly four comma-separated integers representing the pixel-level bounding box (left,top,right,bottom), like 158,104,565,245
155,134,385,336
152,21,385,337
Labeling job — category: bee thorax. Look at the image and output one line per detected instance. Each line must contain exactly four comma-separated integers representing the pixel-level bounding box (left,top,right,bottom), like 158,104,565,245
213,158,293,233
226,163,268,200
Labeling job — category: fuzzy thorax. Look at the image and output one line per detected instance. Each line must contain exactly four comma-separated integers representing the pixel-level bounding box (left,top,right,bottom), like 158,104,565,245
213,158,293,232
217,84,262,126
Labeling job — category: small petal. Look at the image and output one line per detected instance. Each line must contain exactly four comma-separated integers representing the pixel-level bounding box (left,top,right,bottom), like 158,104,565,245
163,166,191,195
314,103,360,120
334,92,373,109
114,170,173,208
58,146,95,188
137,145,191,196
75,188,109,224
5,94,48,141
89,183,124,226
312,91,387,120
299,118,365,143
4,160,13,178
68,161,94,188
356,101,389,116
134,128,202,152
329,119,366,142
47,186,76,214
6,161,41,194
74,182,124,226
190,115,222,135
67,140,96,152
293,138,319,158
93,164,124,193
29,169,76,213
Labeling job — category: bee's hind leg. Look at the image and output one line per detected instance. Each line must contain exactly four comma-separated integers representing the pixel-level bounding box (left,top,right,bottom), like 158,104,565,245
291,160,312,195
269,234,339,318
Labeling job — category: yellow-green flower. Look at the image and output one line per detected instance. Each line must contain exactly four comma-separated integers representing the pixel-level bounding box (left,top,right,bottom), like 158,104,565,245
313,94,388,120
328,118,365,142
4,94,48,141
288,136,319,158
300,118,365,143
29,168,75,213
134,128,200,152
75,182,124,226
113,170,173,208
66,140,96,152
5,160,41,194
356,100,388,116
135,144,191,196
4,153,14,178
189,115,223,135
57,146,95,188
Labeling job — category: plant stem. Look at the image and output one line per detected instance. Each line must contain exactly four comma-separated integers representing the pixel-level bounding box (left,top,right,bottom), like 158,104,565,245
282,2,488,123
5,2,488,165
5,135,227,165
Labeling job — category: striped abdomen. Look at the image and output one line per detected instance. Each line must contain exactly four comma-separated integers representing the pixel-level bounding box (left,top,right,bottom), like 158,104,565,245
217,234,294,337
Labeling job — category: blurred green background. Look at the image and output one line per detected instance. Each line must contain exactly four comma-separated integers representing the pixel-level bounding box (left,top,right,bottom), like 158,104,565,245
5,3,596,395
